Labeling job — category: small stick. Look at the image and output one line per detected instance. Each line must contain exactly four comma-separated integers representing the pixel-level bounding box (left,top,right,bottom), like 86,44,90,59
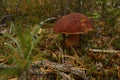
89,48,120,53
31,60,85,77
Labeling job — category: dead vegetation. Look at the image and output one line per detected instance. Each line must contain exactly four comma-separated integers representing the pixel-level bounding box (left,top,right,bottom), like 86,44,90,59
0,0,120,80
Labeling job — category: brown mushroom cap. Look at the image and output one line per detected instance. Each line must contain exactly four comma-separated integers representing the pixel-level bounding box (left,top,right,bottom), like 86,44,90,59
53,13,93,34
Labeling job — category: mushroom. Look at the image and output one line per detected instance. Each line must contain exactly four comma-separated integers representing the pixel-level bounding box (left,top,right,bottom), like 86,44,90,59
53,13,93,48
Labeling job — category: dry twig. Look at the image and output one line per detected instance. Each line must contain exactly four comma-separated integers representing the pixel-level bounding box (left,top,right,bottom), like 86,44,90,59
30,60,85,77
89,48,120,53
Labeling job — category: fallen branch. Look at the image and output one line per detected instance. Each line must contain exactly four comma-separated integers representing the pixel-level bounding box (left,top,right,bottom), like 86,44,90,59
0,15,13,23
0,60,85,78
30,60,85,77
89,48,120,53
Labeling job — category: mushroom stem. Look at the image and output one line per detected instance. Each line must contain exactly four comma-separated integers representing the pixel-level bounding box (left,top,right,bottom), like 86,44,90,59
65,34,80,48
65,34,80,57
